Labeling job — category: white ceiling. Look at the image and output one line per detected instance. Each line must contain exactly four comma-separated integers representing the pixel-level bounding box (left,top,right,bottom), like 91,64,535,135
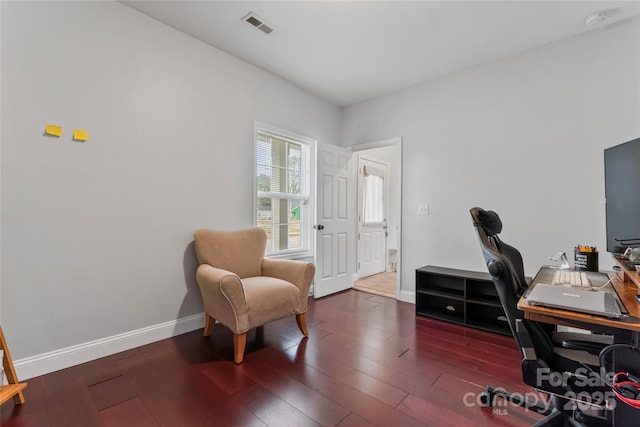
121,1,640,107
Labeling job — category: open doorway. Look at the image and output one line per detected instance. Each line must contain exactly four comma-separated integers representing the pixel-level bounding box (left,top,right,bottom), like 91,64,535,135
351,138,402,299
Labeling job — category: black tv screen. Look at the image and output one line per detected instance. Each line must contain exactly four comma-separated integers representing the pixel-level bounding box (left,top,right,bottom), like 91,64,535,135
604,137,640,253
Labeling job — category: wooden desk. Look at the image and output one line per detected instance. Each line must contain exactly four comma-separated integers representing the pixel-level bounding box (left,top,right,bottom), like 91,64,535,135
518,272,640,339
518,268,640,425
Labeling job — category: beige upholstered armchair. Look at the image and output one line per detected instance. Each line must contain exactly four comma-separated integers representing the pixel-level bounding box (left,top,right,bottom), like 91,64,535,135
194,228,315,363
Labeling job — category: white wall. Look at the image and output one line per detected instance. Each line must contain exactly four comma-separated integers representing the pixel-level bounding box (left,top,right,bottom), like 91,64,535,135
342,18,640,296
0,2,3,324
0,1,341,365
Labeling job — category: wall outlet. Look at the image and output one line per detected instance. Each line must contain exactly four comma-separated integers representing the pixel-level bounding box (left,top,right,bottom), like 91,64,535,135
418,203,429,215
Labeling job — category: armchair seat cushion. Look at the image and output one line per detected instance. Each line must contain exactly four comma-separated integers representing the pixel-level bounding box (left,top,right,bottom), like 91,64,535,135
243,277,301,328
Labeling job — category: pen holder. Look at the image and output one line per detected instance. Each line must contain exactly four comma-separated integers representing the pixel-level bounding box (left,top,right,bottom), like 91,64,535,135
574,250,598,272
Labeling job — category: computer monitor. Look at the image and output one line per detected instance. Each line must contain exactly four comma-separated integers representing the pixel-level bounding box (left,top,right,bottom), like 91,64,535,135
604,137,640,253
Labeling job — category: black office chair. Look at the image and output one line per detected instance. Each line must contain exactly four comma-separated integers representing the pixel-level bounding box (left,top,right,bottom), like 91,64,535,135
470,207,611,427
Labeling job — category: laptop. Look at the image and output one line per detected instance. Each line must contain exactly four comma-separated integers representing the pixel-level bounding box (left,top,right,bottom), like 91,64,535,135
526,283,623,318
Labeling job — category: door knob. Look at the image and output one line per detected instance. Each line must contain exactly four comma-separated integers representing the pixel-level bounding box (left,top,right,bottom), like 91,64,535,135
316,224,324,230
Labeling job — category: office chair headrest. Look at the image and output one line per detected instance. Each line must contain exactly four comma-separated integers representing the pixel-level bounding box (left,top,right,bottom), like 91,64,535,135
477,209,502,236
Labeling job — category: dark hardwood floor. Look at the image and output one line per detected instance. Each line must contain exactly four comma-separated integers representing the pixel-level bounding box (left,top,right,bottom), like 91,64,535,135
1,290,544,426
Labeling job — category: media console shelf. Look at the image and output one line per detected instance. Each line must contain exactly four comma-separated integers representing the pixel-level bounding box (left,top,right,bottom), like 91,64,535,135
415,265,511,336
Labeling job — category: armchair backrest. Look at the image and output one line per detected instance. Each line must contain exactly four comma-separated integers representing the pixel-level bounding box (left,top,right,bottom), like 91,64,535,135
470,207,555,363
194,228,266,279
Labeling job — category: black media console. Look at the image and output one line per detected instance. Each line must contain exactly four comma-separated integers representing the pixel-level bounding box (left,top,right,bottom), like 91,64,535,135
415,265,511,336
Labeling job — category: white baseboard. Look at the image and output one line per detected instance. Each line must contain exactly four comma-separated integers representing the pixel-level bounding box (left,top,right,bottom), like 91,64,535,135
399,289,415,304
14,312,205,380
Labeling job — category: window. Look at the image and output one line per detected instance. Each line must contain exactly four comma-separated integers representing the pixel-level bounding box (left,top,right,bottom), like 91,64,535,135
362,165,385,226
255,123,314,256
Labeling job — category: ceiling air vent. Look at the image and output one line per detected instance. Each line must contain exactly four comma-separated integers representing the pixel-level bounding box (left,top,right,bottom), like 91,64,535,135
242,12,274,35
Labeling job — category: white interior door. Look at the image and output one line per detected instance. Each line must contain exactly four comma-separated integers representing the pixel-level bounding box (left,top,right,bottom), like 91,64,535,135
357,156,388,278
314,143,354,298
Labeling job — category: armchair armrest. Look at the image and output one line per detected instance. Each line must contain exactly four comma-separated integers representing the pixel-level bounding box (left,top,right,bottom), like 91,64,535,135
261,258,315,311
196,264,249,333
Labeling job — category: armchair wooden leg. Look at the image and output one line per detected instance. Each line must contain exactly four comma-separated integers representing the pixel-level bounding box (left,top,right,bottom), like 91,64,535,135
203,315,215,337
296,313,309,337
233,333,247,364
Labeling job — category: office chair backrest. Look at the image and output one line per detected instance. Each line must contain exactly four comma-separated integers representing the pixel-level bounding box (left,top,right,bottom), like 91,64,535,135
470,207,554,362
474,209,528,296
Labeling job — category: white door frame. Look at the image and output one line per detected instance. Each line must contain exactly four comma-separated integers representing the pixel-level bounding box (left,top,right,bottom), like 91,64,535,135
350,137,402,300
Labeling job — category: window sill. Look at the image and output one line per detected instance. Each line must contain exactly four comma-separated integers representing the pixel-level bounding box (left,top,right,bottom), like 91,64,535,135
265,250,313,261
